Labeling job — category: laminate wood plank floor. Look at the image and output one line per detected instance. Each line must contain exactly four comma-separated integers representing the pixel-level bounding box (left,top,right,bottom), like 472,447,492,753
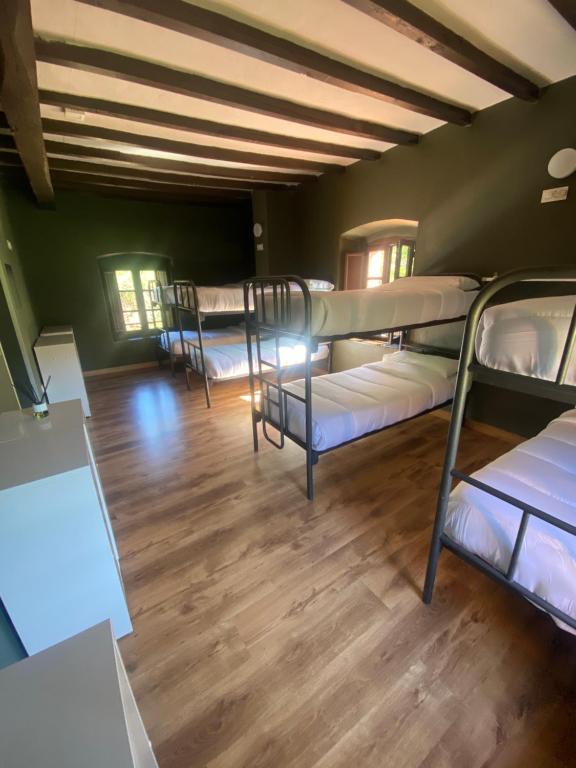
86,369,576,768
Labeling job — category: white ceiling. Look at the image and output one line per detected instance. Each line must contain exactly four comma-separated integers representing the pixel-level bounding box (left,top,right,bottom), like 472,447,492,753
21,0,576,193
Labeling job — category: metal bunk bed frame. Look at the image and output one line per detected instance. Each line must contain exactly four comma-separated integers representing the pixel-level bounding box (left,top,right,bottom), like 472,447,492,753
243,274,480,501
153,279,248,408
423,266,576,631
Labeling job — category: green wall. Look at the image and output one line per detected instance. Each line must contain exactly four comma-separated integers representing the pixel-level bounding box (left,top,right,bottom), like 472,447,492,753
279,75,576,282
2,182,253,371
0,187,42,401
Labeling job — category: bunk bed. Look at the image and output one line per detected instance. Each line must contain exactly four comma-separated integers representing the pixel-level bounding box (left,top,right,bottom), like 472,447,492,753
423,267,576,633
153,278,335,407
243,274,482,499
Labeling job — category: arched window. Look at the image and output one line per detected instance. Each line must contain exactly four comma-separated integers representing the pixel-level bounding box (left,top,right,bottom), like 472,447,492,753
99,253,170,339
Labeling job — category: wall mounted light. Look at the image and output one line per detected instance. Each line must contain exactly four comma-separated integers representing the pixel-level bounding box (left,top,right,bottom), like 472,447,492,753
547,148,576,179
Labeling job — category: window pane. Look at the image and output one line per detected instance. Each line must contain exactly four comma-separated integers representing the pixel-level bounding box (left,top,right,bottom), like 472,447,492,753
367,279,382,288
119,291,138,312
399,245,411,278
389,246,398,282
123,310,141,328
140,270,156,290
115,270,134,291
367,250,384,278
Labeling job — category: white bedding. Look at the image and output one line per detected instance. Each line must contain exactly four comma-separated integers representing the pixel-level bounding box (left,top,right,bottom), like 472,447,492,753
266,351,458,451
160,327,245,356
267,276,478,338
162,278,334,314
445,408,576,632
476,296,576,385
189,338,330,380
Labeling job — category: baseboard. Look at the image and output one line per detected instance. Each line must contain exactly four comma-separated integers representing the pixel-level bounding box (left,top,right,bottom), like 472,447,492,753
430,409,523,446
83,361,158,378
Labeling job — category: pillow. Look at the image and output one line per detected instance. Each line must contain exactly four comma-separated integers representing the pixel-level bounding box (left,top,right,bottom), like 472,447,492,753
304,278,335,292
395,275,480,291
377,350,459,379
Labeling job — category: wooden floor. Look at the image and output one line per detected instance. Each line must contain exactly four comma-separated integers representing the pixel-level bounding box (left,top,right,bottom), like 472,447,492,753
86,368,576,768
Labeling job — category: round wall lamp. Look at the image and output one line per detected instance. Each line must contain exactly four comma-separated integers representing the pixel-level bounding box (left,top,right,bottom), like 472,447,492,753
547,148,576,179
253,222,263,238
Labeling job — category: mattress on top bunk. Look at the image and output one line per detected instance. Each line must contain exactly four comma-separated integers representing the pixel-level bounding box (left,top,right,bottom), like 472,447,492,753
160,327,245,355
162,278,335,314
475,295,576,385
265,350,458,452
190,338,330,380
264,275,479,339
444,408,576,632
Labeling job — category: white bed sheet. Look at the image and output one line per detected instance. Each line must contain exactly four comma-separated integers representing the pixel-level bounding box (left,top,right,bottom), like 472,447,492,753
191,339,330,380
475,296,576,385
267,351,458,452
160,327,245,356
445,408,576,632
268,276,478,338
162,279,334,314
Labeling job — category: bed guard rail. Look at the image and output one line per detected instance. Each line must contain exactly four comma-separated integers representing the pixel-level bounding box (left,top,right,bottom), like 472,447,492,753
423,265,576,630
243,276,316,497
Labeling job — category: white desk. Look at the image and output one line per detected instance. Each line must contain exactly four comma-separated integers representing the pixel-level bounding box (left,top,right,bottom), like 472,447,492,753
0,400,131,655
0,621,157,768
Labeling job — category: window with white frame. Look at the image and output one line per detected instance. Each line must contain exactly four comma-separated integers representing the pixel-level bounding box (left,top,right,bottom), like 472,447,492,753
101,257,169,339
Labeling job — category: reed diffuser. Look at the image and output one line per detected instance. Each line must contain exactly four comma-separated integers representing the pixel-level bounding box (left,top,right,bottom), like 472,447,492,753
14,377,51,419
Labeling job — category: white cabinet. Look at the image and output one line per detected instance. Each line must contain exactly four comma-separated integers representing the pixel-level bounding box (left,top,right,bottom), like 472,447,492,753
0,621,157,768
0,400,131,655
35,328,91,417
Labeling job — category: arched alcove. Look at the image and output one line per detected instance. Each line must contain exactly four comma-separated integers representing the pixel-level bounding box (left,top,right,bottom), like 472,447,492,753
339,219,419,290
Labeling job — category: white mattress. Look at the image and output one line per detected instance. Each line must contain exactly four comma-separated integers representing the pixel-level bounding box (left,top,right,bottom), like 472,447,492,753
266,351,458,451
160,327,245,356
445,408,576,632
268,276,478,338
190,339,330,380
476,296,576,385
162,279,334,314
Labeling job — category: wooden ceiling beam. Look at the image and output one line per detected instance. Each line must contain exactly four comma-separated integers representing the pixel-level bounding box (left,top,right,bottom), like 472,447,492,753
38,90,381,161
547,0,576,30
44,155,286,190
51,178,248,205
40,116,341,173
34,38,419,144
0,0,53,202
75,0,471,126
342,0,540,101
49,168,249,198
41,137,314,183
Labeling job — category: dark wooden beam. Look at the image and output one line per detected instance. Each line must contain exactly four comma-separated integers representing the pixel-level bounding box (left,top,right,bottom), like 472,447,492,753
38,90,380,161
42,137,313,183
547,0,576,30
76,0,471,126
40,117,340,173
34,38,420,144
0,0,53,201
49,168,249,198
45,155,286,190
52,178,248,206
341,0,540,101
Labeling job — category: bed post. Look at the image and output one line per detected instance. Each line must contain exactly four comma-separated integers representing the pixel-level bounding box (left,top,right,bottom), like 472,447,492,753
423,266,576,604
244,280,259,452
189,282,211,408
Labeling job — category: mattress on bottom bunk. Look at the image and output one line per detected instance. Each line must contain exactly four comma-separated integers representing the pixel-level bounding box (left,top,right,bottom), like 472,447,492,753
160,327,244,355
475,295,576,385
445,408,576,631
266,350,458,452
191,339,330,380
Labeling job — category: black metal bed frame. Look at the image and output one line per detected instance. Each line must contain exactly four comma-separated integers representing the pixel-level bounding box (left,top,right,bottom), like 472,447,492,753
243,275,479,500
152,279,245,408
423,266,576,632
